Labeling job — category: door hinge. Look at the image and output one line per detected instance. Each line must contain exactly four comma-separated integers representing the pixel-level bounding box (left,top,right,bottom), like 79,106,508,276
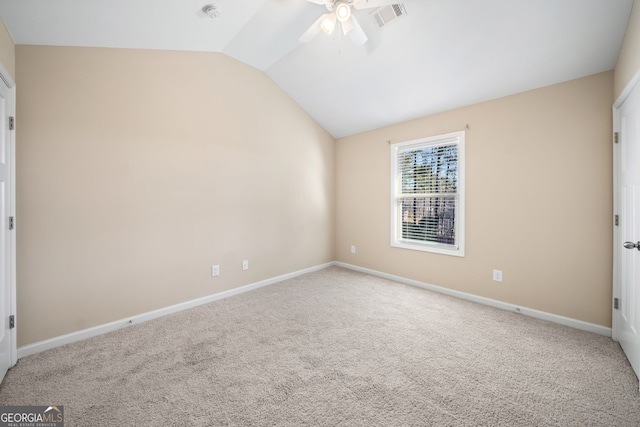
615,214,619,226
614,132,619,144
8,216,13,230
614,298,619,310
9,315,14,329
8,116,13,131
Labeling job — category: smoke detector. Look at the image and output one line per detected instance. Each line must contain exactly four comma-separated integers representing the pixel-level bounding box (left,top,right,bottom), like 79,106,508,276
201,4,221,19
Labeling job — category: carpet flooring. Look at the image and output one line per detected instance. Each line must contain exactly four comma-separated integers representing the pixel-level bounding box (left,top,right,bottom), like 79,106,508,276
1,266,639,426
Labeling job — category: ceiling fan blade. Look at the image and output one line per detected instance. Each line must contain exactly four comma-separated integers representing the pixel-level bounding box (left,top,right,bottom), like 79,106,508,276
347,15,368,46
304,0,326,4
299,13,328,43
352,0,397,9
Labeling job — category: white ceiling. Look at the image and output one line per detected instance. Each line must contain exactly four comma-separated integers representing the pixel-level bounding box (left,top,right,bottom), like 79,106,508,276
0,0,633,138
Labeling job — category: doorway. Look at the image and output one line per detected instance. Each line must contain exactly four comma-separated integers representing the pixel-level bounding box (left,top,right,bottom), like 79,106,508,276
613,71,640,387
0,59,15,384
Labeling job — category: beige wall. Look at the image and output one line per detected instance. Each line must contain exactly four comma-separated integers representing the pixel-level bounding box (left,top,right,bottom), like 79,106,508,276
0,19,14,80
615,0,640,98
16,46,336,346
336,71,613,327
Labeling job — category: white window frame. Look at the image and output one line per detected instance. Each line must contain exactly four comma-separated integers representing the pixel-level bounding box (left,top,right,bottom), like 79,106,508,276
390,131,465,257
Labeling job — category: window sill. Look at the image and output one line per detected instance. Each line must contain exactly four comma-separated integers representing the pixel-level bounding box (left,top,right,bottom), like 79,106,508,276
391,240,465,257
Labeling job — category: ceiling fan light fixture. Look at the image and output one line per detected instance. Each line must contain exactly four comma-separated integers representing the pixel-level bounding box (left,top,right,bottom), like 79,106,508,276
299,0,376,46
335,2,351,22
320,13,337,35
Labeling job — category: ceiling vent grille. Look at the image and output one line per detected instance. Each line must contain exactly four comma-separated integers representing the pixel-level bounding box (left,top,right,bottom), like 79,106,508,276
371,4,407,28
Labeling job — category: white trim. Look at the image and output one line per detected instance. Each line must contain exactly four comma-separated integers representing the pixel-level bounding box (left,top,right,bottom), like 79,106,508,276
18,259,612,359
9,79,15,367
614,67,640,109
17,262,334,358
612,103,621,342
335,262,612,337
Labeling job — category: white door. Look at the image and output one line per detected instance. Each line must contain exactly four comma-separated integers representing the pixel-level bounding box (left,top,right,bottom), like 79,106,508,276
0,67,15,383
615,79,640,381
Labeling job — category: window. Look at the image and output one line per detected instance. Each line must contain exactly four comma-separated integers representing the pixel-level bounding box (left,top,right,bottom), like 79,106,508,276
390,131,465,256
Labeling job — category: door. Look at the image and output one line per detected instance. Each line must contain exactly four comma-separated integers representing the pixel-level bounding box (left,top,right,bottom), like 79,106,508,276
615,79,640,381
0,67,14,383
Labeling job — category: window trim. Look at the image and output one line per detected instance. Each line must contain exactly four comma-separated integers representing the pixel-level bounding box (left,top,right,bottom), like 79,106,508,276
390,131,465,257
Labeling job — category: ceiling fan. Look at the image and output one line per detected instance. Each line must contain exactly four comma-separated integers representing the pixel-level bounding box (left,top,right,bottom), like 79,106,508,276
299,0,397,46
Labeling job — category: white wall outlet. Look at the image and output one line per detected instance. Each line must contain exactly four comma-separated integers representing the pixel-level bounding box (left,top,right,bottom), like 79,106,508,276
492,269,503,282
351,245,356,254
211,265,220,277
242,260,249,271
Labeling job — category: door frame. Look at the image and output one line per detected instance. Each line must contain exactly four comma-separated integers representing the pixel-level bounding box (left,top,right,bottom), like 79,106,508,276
0,59,16,370
613,67,640,346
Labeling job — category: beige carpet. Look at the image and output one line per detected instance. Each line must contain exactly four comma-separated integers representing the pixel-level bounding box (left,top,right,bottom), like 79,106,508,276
1,266,639,426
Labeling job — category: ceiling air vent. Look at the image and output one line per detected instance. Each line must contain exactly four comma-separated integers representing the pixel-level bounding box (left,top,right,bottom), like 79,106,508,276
371,4,407,28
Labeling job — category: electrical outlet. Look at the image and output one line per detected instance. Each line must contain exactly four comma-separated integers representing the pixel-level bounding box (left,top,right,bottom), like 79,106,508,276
211,265,220,277
492,269,503,282
242,260,249,271
351,245,356,254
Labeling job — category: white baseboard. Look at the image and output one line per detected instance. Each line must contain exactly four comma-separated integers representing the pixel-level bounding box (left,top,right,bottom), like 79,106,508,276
18,260,611,359
17,262,334,359
335,262,612,337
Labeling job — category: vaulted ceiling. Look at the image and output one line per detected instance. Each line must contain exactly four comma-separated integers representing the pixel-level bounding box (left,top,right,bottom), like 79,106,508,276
0,0,633,137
